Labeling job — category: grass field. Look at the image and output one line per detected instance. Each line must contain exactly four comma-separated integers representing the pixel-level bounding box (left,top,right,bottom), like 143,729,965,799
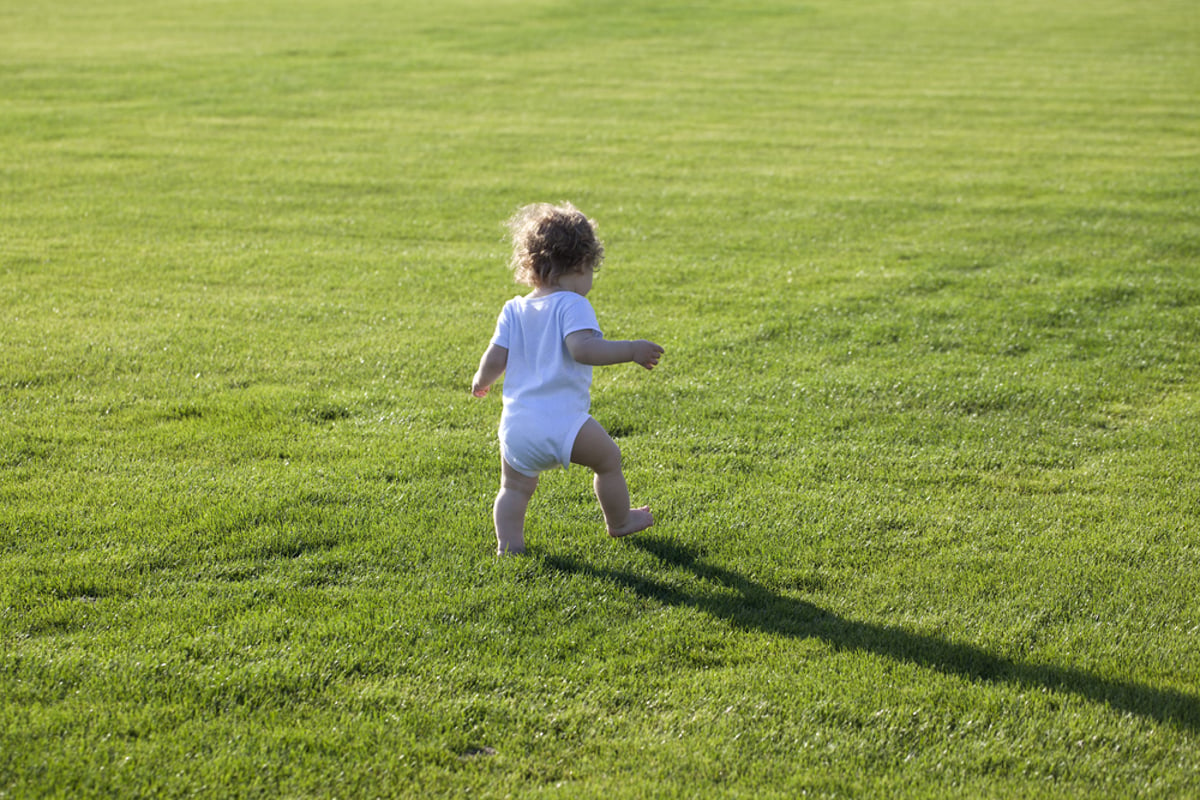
2,0,1199,796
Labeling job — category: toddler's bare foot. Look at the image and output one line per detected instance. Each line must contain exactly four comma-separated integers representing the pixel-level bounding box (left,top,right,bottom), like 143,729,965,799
608,506,654,539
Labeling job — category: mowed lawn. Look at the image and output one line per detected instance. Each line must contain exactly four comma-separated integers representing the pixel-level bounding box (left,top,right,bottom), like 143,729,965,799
2,0,1198,796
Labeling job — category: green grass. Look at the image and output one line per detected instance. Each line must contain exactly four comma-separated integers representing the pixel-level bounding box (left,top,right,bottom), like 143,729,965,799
2,0,1199,796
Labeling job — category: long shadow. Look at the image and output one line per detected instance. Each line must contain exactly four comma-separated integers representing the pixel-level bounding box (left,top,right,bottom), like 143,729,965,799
545,538,1200,732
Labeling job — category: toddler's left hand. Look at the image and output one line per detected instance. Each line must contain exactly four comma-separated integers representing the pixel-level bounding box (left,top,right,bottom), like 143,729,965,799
632,340,664,370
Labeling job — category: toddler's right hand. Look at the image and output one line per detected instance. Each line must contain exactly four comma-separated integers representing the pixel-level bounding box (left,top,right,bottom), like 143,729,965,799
632,340,664,370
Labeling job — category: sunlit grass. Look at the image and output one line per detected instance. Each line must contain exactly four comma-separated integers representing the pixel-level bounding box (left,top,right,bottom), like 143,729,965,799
2,0,1199,796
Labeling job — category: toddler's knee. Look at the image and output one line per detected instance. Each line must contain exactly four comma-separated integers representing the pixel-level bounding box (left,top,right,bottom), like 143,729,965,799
597,440,622,474
500,465,539,497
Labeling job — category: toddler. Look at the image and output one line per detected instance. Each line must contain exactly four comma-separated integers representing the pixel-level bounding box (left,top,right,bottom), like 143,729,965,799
472,202,664,555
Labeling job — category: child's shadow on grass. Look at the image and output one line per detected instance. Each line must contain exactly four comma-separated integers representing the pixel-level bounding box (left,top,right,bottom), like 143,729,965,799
544,538,1200,732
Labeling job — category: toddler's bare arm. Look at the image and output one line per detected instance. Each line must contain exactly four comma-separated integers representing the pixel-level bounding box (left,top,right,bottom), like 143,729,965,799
566,330,663,370
472,344,508,396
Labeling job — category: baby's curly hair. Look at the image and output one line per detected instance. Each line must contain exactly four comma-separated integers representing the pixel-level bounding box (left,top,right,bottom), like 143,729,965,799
506,202,605,288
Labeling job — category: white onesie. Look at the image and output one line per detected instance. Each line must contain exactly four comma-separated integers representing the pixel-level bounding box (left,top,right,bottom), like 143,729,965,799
490,291,601,477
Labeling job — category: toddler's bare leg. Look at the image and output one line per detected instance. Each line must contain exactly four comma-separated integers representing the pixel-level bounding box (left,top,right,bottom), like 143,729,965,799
570,417,654,538
494,459,537,555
